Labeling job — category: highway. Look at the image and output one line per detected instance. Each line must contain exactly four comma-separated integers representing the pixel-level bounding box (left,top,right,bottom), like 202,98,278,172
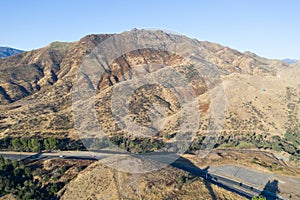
0,150,112,161
0,150,286,200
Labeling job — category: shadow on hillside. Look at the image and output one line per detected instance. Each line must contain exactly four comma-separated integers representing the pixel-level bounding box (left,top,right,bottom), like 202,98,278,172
170,157,217,200
204,178,217,200
137,153,252,199
153,154,252,199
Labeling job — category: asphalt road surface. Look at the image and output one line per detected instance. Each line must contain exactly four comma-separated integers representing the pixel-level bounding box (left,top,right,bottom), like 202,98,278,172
0,150,286,200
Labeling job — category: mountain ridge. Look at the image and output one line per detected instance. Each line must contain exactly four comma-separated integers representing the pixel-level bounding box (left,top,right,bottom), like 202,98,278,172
0,30,298,146
282,58,298,64
0,31,289,106
0,47,24,58
0,30,299,200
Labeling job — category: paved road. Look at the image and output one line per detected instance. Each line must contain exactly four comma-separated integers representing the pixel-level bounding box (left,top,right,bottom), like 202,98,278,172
0,150,124,161
209,165,274,187
0,151,286,199
0,152,36,160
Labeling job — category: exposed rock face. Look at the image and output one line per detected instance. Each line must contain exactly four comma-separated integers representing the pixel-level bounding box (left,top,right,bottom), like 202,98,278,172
0,29,298,143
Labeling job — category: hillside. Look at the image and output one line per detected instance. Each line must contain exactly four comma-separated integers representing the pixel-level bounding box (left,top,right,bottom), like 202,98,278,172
0,30,298,143
0,29,299,200
0,30,299,157
59,159,246,200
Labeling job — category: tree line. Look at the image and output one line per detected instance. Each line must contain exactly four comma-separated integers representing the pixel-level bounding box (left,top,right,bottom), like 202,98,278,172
0,136,166,153
188,132,300,161
0,138,86,152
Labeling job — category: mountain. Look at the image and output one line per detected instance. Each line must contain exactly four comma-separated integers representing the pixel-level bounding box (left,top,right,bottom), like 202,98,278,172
0,29,299,200
282,58,298,64
0,29,298,161
0,30,296,140
0,47,24,58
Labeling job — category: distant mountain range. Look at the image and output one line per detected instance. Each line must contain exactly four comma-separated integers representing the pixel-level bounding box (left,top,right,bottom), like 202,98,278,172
282,58,298,64
0,47,24,58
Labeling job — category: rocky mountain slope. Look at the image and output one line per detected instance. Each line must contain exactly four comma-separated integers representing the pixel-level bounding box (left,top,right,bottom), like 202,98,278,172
0,30,298,153
1,29,299,200
0,47,23,58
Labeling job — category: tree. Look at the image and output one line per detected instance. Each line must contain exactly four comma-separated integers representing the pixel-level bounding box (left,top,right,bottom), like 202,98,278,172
252,196,266,200
283,143,296,155
176,176,184,187
20,138,28,151
44,138,58,151
44,139,50,151
28,138,41,152
0,155,5,167
11,138,21,150
48,138,58,150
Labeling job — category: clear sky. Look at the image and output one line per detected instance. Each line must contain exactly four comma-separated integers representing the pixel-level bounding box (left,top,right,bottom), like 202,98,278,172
1,0,299,59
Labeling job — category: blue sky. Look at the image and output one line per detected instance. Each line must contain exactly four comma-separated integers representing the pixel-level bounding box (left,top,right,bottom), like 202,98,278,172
1,0,299,59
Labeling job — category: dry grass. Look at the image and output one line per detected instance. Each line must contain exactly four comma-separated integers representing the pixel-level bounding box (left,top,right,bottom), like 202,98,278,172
59,159,246,200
